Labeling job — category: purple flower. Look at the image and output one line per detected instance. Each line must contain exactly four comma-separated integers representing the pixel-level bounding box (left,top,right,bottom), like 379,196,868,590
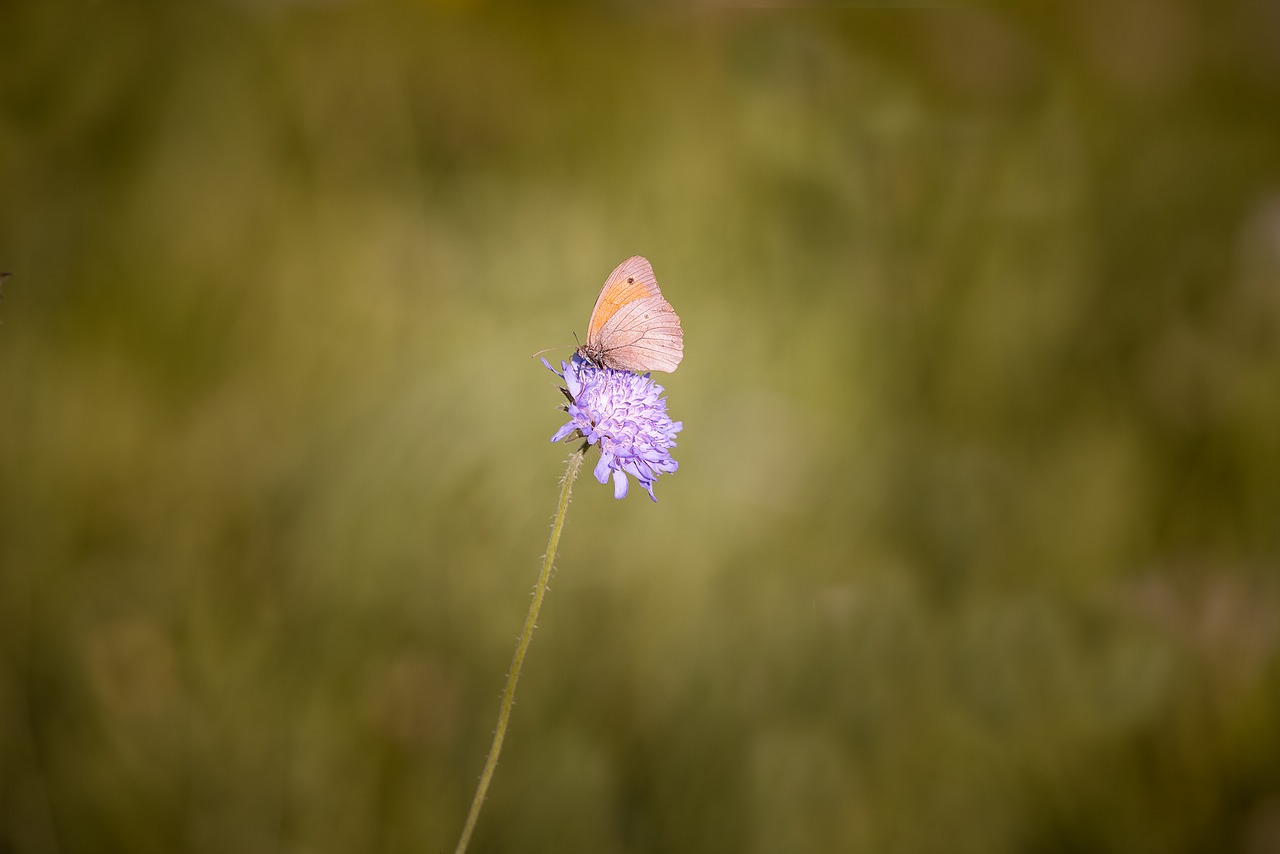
545,355,682,501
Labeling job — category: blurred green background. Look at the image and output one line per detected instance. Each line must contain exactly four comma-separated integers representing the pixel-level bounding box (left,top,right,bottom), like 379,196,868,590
3,2,1280,852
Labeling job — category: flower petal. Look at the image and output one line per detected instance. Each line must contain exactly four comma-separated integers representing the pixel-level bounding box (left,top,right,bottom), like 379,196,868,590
564,362,582,399
594,452,613,485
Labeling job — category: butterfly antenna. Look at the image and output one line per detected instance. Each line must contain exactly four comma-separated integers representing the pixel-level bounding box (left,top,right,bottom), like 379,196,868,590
530,344,574,360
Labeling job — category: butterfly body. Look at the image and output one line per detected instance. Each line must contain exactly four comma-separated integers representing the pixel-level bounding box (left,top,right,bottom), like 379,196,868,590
577,256,683,374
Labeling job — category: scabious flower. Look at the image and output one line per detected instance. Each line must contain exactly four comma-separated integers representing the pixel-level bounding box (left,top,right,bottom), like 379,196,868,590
545,355,682,501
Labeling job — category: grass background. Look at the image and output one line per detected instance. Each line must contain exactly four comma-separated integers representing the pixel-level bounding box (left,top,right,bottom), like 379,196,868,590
3,2,1280,852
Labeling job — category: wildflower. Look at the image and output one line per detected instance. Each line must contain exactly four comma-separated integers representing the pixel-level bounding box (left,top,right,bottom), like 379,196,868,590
545,355,682,501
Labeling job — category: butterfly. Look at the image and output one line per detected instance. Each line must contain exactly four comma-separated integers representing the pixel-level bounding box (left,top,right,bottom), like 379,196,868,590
577,256,683,374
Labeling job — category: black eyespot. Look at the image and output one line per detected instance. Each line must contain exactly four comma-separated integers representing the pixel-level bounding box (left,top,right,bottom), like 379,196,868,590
627,277,635,283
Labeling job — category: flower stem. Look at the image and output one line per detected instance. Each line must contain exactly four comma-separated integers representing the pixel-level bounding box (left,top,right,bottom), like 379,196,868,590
453,444,586,854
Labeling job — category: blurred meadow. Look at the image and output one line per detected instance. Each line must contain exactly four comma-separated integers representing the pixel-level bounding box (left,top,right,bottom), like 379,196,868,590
3,2,1280,852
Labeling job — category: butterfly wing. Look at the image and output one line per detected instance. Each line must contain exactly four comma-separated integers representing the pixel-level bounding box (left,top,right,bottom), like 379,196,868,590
592,294,684,373
585,256,662,345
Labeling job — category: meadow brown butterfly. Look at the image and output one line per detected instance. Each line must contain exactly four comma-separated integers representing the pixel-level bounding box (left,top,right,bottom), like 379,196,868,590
578,256,683,373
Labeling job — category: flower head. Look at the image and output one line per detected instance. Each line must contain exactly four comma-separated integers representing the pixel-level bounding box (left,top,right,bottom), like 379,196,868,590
545,355,682,501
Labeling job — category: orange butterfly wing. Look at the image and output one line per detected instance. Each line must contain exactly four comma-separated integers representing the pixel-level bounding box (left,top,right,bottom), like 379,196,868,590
583,256,683,373
592,296,683,373
586,256,662,343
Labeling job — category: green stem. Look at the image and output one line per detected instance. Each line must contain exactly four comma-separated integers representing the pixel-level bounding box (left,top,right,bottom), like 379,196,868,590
453,444,586,854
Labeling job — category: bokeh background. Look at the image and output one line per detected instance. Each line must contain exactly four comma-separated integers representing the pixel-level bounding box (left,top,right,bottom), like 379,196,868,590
4,2,1280,852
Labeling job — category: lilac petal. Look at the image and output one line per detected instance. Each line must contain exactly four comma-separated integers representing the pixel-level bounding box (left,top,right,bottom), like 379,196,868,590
564,363,582,398
594,453,612,485
612,470,629,499
550,423,578,443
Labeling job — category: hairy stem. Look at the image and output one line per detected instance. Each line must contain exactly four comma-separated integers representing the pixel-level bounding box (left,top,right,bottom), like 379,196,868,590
453,444,586,854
